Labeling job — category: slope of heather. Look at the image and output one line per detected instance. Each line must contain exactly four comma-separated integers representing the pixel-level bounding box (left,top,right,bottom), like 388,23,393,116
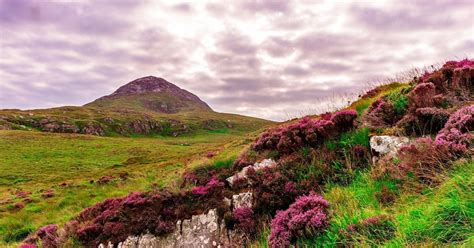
0,76,273,137
12,59,474,247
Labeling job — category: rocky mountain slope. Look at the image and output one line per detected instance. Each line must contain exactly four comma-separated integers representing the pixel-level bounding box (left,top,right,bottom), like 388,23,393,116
16,59,474,247
85,76,212,113
0,77,272,137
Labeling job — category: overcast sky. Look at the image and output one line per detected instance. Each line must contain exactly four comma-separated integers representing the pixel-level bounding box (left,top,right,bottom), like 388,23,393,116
0,0,472,121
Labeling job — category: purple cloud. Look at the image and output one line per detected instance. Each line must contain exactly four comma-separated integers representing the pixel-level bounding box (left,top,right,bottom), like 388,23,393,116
0,0,472,121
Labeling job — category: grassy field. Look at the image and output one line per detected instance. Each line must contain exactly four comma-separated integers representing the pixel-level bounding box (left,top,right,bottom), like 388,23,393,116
0,129,259,246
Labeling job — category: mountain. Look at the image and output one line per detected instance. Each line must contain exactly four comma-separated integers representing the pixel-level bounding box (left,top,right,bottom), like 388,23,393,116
85,76,212,113
0,76,274,136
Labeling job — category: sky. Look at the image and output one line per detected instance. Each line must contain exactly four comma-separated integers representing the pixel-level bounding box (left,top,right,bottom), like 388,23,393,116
0,0,472,121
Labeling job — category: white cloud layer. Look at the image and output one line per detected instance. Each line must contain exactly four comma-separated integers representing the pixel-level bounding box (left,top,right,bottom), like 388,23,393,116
0,0,472,120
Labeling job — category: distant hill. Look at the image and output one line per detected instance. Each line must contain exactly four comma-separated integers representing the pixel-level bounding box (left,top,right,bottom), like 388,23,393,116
0,76,274,136
85,76,212,113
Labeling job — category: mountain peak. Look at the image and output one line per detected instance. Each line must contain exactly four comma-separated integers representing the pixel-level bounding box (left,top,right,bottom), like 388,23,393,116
86,76,212,113
111,76,180,96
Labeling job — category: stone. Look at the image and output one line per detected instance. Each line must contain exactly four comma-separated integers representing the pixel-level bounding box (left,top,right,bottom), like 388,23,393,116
370,135,409,157
232,192,253,209
226,159,276,186
109,209,234,248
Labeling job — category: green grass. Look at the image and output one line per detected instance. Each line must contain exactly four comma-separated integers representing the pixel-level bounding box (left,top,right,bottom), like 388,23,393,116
292,160,473,247
0,129,258,245
386,91,409,115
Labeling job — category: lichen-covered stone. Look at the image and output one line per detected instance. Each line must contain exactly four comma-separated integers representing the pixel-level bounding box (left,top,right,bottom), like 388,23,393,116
227,159,276,186
370,136,409,157
108,209,234,248
232,192,253,209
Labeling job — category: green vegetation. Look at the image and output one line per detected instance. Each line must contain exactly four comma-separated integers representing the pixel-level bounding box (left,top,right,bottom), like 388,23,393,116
294,159,473,247
0,128,261,245
386,91,409,114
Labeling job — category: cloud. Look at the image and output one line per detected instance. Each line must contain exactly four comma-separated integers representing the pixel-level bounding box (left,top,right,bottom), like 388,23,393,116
0,0,472,121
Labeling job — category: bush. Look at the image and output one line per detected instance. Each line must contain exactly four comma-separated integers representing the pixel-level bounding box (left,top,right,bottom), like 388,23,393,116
365,99,397,127
69,181,227,246
232,207,256,234
191,176,224,196
37,224,59,248
372,138,457,186
408,82,436,109
435,105,473,152
268,193,330,248
253,110,358,154
248,167,302,216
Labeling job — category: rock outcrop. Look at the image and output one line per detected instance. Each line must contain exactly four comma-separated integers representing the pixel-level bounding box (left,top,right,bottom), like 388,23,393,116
226,159,277,186
370,135,409,157
99,191,254,248
107,209,229,248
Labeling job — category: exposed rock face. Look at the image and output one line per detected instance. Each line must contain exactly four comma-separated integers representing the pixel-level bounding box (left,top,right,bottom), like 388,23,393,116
104,209,231,248
370,136,409,157
82,122,106,136
227,159,277,186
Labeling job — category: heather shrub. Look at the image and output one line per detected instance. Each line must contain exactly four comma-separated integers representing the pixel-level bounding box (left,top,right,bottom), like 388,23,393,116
232,207,256,234
372,138,457,187
407,82,436,110
181,159,234,187
398,107,450,136
340,215,396,245
435,105,473,152
419,59,473,101
191,176,224,196
69,181,227,246
248,167,302,216
253,110,357,154
37,224,59,248
268,193,330,248
365,99,397,127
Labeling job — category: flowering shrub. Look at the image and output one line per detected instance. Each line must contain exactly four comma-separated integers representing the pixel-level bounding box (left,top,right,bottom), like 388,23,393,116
66,180,227,246
268,193,330,248
191,176,224,196
398,107,450,135
37,224,60,248
435,105,473,152
408,83,436,109
232,207,256,234
372,137,457,186
340,215,395,245
248,167,302,216
419,59,473,100
365,99,398,127
254,110,357,154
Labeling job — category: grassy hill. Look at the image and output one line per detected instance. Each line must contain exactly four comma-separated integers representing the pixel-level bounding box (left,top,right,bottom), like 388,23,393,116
0,76,273,137
3,60,473,247
0,128,263,246
0,76,274,246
